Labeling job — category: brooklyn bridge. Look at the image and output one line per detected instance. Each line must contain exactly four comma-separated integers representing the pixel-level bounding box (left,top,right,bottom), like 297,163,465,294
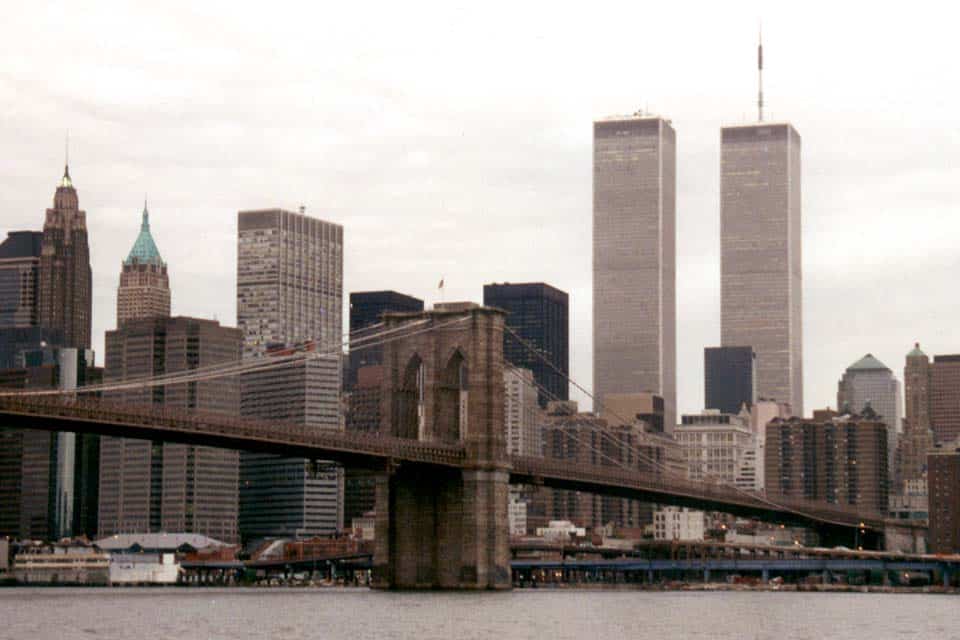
0,306,918,589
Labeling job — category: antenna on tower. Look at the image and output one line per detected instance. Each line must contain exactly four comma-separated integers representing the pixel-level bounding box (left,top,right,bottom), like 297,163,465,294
757,22,764,122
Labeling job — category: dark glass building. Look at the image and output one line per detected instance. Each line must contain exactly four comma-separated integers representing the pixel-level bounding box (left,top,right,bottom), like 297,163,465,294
704,346,756,414
483,282,569,407
347,290,423,389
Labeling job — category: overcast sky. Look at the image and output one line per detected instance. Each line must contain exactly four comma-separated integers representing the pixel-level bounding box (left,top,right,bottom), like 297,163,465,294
2,1,958,419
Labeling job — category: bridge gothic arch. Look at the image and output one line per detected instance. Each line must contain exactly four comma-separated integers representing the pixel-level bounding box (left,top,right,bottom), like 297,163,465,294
435,348,467,443
392,353,424,439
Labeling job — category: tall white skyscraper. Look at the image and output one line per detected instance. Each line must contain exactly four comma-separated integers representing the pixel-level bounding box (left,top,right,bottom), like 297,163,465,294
237,208,343,356
720,122,802,415
593,113,676,430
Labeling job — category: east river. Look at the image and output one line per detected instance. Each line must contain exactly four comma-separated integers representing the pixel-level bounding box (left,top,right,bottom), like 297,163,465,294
0,588,955,639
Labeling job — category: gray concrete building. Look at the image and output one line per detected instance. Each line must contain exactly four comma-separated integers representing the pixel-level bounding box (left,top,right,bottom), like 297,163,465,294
236,208,344,541
720,122,803,416
593,113,676,429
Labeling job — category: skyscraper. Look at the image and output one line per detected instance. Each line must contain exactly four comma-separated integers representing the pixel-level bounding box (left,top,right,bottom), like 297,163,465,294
237,208,343,356
837,354,902,431
483,282,569,407
897,343,936,496
704,346,757,414
593,114,676,429
240,353,343,540
236,208,344,541
98,317,242,542
347,290,423,389
0,230,60,369
117,202,170,326
837,353,902,476
39,164,92,350
900,344,960,446
720,121,802,415
0,231,43,328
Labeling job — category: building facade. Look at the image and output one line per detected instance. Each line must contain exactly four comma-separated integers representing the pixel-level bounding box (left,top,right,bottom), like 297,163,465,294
593,114,676,429
897,344,942,495
930,355,960,445
720,123,802,415
0,349,100,540
347,290,423,389
0,231,43,329
117,203,170,326
98,317,242,543
765,412,889,514
240,352,344,540
704,346,756,415
39,165,92,349
504,366,542,457
927,445,960,554
483,282,569,407
531,406,682,533
837,353,902,433
675,410,755,486
237,208,343,357
837,353,902,480
653,507,706,542
236,208,345,541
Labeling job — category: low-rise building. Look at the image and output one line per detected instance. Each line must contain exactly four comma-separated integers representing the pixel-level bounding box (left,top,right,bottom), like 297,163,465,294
509,489,527,537
109,553,179,585
535,520,586,542
13,542,109,585
653,507,705,541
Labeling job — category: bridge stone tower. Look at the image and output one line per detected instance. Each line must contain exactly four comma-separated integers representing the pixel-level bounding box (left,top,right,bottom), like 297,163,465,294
372,306,511,590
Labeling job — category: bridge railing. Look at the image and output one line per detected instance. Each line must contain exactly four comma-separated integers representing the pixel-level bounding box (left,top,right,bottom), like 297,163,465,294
0,395,467,467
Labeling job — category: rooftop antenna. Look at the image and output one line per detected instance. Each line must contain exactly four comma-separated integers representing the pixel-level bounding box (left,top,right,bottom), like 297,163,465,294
64,130,71,178
757,22,764,122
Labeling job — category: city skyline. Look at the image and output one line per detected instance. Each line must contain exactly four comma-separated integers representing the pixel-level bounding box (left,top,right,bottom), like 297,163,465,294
2,5,959,419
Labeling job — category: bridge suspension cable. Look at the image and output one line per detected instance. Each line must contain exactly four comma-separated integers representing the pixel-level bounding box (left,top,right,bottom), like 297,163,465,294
503,326,871,530
0,316,467,398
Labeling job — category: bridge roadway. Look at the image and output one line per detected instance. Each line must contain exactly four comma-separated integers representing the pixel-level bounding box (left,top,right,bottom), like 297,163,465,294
0,395,900,532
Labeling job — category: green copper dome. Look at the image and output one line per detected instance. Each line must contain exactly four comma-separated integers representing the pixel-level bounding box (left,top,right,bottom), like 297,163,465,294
125,201,164,266
907,342,926,358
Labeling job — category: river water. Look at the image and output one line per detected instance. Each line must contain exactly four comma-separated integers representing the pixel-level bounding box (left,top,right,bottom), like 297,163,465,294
0,588,954,640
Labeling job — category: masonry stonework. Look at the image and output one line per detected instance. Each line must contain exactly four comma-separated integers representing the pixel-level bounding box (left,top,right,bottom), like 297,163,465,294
372,307,511,590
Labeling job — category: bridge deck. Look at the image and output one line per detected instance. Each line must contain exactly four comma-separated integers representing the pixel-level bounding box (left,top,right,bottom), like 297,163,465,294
0,396,908,531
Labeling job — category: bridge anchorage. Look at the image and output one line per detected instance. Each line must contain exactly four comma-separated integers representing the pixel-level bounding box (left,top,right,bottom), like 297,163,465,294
372,306,511,590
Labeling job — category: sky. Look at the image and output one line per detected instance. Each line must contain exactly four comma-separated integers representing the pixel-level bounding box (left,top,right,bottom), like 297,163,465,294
1,1,958,419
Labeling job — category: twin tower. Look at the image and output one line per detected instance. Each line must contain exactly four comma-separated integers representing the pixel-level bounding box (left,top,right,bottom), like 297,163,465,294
592,114,803,424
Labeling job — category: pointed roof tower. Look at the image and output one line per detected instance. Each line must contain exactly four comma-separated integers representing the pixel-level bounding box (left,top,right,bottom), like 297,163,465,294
125,199,164,265
847,353,891,372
